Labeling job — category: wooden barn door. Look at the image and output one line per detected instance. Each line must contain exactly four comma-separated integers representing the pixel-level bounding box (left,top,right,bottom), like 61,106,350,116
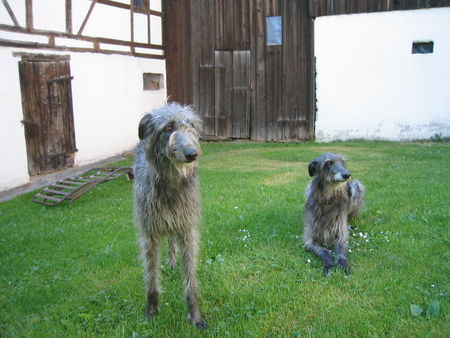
18,55,77,176
214,51,251,138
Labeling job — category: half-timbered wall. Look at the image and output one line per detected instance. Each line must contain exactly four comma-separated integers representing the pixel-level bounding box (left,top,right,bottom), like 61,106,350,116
0,0,163,58
0,1,166,191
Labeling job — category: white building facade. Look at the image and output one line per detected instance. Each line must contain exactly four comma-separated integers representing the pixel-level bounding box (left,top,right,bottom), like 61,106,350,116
314,8,450,141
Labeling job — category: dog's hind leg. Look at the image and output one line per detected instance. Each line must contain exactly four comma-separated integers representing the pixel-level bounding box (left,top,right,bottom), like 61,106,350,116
141,236,162,319
179,229,208,329
335,242,350,275
305,241,334,274
167,236,177,269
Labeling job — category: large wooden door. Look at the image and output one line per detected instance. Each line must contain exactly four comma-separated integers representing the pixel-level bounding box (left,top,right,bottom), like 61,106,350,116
18,55,77,176
214,51,251,138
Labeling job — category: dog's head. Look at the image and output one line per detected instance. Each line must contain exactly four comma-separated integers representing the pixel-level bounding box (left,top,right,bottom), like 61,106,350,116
138,103,202,169
308,153,351,183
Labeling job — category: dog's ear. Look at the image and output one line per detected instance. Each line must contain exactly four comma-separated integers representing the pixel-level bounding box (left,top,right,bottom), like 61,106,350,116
138,114,154,140
308,160,319,177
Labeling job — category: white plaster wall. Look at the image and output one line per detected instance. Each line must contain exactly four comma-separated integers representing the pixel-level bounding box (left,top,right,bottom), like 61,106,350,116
0,47,166,191
0,49,30,190
314,8,450,141
70,52,166,165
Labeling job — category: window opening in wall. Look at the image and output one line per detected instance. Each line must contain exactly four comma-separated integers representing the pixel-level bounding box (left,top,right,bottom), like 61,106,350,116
133,0,149,10
143,73,164,90
412,41,434,54
266,16,282,46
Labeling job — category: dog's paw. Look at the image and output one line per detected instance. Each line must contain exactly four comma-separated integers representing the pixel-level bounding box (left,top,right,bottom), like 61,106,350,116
323,263,335,275
195,319,208,330
145,307,158,320
337,257,351,275
145,300,158,319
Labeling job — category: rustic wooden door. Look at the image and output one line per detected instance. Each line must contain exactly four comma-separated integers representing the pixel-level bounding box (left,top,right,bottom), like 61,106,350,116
214,51,251,138
18,56,77,176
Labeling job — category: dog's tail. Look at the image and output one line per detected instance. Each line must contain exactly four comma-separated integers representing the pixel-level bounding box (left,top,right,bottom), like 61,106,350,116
348,180,365,219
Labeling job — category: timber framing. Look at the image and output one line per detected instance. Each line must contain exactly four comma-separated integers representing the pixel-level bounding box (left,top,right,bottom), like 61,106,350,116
0,0,164,59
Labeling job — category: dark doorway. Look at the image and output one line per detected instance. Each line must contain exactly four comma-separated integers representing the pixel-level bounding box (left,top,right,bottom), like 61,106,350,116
18,54,77,176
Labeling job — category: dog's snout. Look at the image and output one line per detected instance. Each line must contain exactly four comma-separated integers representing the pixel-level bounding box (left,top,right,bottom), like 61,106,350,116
342,172,351,180
184,149,199,162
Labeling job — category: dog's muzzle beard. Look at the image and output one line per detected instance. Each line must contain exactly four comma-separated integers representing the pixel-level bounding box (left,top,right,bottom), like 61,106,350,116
167,131,200,166
333,171,351,183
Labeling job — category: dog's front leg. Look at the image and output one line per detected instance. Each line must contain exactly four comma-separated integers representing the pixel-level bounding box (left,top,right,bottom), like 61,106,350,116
141,236,162,318
305,241,334,274
335,242,350,274
179,229,208,329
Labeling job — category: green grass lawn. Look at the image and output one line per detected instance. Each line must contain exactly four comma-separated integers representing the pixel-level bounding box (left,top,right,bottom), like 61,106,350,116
0,141,448,337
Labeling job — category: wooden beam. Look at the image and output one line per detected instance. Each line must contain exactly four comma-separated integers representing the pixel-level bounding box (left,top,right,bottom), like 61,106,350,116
66,0,72,34
0,38,164,59
0,24,164,50
2,0,20,26
96,0,162,16
26,0,33,28
78,0,97,35
130,1,135,53
147,12,151,45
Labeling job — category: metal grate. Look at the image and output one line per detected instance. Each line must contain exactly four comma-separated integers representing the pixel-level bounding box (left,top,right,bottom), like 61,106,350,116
32,167,133,206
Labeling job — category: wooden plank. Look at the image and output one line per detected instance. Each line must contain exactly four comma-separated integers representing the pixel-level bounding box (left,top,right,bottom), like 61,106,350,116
66,0,72,34
35,194,64,202
130,0,135,53
44,188,70,196
26,0,33,28
231,51,250,138
163,0,192,103
53,183,78,189
215,51,233,137
252,0,267,141
77,0,97,35
234,0,251,50
2,0,19,26
198,66,216,136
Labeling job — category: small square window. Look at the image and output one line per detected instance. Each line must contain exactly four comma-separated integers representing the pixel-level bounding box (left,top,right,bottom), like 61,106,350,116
133,0,148,9
266,16,282,46
143,73,164,90
412,41,434,54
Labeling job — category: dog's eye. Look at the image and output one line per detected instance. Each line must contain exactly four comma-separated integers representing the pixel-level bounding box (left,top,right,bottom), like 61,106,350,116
163,125,174,133
325,160,333,166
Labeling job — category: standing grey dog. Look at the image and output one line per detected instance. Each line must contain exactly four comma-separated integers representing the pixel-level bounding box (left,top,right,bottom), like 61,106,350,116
303,153,365,275
133,103,207,329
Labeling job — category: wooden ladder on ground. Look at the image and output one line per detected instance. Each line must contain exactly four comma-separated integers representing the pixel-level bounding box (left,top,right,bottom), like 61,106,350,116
32,167,133,206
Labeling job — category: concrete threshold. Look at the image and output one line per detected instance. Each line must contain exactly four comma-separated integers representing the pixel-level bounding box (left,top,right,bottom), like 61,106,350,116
0,154,130,203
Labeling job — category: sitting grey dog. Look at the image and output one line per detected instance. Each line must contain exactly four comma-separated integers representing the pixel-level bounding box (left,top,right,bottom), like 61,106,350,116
303,153,365,274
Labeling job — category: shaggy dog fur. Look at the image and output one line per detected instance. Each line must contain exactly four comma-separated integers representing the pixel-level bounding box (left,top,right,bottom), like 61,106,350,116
133,103,207,329
303,153,365,274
